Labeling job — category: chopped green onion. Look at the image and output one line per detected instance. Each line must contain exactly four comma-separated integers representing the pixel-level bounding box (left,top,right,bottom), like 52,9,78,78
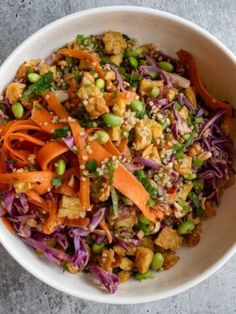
52,176,62,187
52,126,70,138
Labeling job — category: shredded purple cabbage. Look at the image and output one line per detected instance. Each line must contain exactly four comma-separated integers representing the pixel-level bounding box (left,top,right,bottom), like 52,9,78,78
90,265,120,294
89,207,106,232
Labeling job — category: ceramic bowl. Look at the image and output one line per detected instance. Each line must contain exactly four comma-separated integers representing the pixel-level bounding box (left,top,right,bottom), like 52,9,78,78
0,6,235,304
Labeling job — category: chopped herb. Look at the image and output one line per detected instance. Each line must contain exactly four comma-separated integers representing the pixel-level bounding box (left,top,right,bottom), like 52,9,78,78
107,159,115,185
110,186,119,217
193,179,204,190
135,170,158,197
111,90,118,100
177,198,191,213
52,176,62,187
188,191,204,216
86,160,98,172
122,33,131,41
52,126,70,138
22,71,53,101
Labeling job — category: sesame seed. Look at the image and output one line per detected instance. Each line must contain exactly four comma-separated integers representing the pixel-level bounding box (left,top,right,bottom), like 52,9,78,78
80,177,86,181
82,170,89,176
80,165,85,170
45,95,49,100
82,155,88,161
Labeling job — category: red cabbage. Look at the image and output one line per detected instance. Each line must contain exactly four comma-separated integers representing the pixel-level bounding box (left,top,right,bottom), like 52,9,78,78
89,265,120,294
198,110,225,138
104,64,126,92
18,193,29,214
73,234,89,269
177,93,194,111
62,136,75,150
4,189,14,214
132,157,162,170
22,237,73,264
89,207,106,232
124,162,144,172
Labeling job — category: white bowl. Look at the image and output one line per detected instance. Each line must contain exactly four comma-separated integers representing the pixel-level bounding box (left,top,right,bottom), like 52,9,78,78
0,6,235,304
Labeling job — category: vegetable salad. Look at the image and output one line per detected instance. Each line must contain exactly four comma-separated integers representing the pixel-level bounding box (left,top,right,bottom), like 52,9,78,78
0,31,235,293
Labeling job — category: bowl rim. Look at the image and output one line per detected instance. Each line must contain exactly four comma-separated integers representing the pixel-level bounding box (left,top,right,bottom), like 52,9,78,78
0,5,236,304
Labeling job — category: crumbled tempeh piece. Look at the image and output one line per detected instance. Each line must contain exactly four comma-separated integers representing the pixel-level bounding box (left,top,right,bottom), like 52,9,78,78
155,227,182,250
58,195,86,219
135,247,153,273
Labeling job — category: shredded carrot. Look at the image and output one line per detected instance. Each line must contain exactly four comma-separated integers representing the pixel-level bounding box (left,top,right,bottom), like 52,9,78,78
31,102,64,133
43,196,63,234
63,217,89,228
68,79,77,99
43,92,69,119
88,140,161,222
99,219,113,244
102,139,121,156
0,171,54,184
117,138,128,153
1,217,15,233
58,48,105,79
177,49,233,116
25,190,49,212
36,141,68,170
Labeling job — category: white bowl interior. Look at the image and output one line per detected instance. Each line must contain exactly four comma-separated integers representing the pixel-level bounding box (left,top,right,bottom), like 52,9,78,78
0,7,235,304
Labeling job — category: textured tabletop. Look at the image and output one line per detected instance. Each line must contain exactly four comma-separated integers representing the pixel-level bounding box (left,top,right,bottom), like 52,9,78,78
0,1,236,313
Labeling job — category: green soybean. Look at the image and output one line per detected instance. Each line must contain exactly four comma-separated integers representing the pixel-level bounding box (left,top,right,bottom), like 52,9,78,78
95,130,110,144
151,87,160,98
55,159,66,176
151,253,164,270
102,113,123,127
28,72,41,83
126,47,142,57
11,102,24,119
178,221,195,235
92,242,104,254
130,100,145,117
157,61,174,72
95,78,105,90
138,213,150,225
129,56,139,69
135,271,152,280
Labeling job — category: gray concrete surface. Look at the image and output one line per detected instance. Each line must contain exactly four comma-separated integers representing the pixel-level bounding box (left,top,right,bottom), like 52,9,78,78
0,1,236,313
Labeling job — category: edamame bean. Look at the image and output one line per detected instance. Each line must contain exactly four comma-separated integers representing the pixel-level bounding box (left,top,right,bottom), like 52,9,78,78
55,159,66,176
135,271,152,280
95,78,105,90
126,46,142,57
151,252,164,270
28,72,41,83
95,130,110,144
11,102,24,119
130,100,145,117
138,213,150,225
92,242,104,254
129,56,139,69
157,61,174,72
178,221,195,235
103,113,123,127
151,87,160,97
149,71,158,79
